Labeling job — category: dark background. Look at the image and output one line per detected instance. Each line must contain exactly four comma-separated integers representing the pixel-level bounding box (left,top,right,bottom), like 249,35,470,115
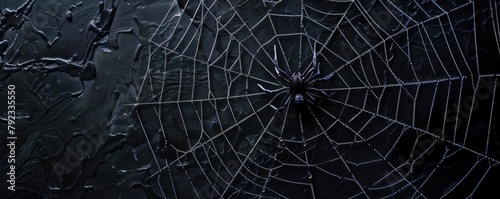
1,0,499,198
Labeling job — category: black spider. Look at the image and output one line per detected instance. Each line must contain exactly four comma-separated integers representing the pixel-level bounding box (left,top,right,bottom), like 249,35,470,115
258,43,334,110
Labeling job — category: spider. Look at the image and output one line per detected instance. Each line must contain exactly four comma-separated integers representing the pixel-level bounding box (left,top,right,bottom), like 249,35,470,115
258,43,334,110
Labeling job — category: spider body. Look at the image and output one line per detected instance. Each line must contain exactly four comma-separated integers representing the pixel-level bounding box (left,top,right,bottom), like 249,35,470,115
258,43,334,110
289,73,307,107
291,74,304,90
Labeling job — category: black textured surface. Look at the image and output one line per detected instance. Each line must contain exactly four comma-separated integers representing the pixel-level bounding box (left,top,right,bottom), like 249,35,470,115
1,0,499,198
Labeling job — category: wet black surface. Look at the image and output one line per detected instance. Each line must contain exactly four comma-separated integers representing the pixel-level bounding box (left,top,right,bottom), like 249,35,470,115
0,0,499,198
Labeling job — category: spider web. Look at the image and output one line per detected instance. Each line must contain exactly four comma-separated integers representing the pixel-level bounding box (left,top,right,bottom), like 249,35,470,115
131,0,500,198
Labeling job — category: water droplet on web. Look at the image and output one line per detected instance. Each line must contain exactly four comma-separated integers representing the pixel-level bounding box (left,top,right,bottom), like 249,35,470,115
261,188,266,192
307,172,312,179
279,137,283,141
78,23,85,32
303,141,307,146
271,170,278,176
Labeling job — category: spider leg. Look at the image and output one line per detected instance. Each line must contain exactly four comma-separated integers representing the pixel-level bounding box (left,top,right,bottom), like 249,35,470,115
258,84,288,94
305,61,321,81
303,92,318,105
276,68,292,85
270,92,292,111
273,45,292,84
302,43,318,80
308,87,335,98
304,71,334,86
305,89,335,106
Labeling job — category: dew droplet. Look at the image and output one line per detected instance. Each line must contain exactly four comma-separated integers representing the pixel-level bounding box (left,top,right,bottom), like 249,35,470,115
78,23,85,32
307,172,312,179
271,170,278,176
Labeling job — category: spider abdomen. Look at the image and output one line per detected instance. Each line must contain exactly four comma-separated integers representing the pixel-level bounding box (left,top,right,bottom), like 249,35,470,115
293,93,305,107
